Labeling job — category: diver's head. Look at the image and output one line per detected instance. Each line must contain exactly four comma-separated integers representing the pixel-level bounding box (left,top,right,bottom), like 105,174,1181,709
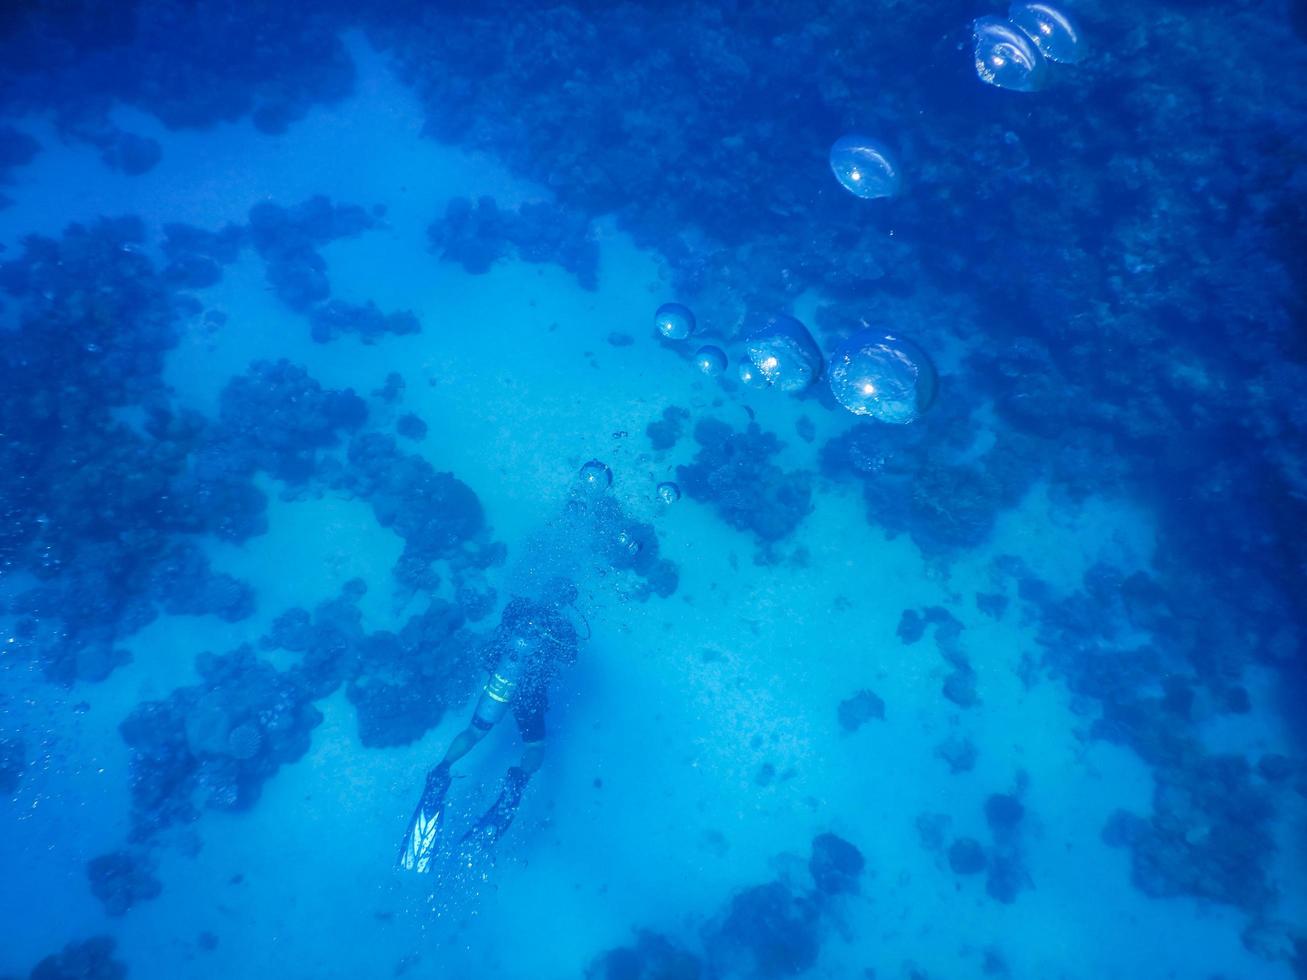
510,632,538,659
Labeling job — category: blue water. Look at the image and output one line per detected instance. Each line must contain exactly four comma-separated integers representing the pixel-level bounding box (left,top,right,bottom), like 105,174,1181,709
1,5,1305,979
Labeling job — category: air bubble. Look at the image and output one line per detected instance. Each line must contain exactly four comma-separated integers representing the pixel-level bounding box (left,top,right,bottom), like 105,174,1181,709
693,345,727,377
578,459,613,492
743,313,824,392
973,16,1047,92
1008,2,1085,64
655,302,696,341
827,330,938,424
830,134,901,200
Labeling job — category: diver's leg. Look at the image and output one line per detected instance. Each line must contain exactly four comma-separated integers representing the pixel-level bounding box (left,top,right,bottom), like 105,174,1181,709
459,699,546,852
398,686,505,871
439,723,487,768
513,692,547,774
462,766,532,850
440,681,511,767
519,739,545,774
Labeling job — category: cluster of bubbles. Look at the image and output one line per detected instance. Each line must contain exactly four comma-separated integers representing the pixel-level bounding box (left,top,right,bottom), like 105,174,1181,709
645,11,1087,423
972,2,1085,92
657,299,937,426
656,302,727,384
579,457,681,515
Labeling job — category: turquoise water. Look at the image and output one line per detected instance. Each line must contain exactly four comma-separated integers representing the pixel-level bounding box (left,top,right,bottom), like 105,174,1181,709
2,9,1306,980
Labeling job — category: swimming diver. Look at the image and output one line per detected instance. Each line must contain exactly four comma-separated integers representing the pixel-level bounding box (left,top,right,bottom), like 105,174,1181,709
397,581,581,873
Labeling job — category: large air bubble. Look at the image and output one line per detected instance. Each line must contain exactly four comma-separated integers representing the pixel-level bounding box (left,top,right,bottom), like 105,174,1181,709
578,459,613,493
827,330,937,424
655,302,696,341
693,345,727,377
973,16,1047,92
829,135,901,200
1008,2,1086,64
743,313,824,392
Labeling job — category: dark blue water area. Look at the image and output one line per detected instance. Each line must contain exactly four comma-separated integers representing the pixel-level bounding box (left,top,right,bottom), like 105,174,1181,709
1,2,1305,978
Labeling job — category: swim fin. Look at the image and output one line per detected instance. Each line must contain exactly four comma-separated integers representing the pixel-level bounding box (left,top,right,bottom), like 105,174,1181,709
459,766,531,854
397,765,451,873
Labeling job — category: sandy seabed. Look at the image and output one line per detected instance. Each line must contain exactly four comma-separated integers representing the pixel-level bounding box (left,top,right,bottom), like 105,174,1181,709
1,36,1302,980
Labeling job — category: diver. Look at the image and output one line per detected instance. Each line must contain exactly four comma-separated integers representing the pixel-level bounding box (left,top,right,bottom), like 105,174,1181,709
397,580,582,873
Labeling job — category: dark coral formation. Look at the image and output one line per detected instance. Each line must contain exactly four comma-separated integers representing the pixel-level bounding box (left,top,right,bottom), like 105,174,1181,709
923,764,1031,900
809,832,865,897
896,609,927,645
260,584,365,698
370,1,1307,635
0,217,234,683
897,606,979,710
215,358,366,483
395,412,427,441
948,838,987,876
836,689,884,733
941,669,978,709
646,406,690,452
0,1,1302,968
981,788,1031,904
0,124,39,205
97,131,162,176
257,582,482,749
985,793,1024,836
428,195,599,289
706,881,822,979
1102,757,1275,911
602,833,863,978
247,196,375,311
346,598,479,748
677,419,812,546
820,405,1039,558
150,543,255,621
338,433,488,592
308,299,420,345
162,201,420,346
26,936,125,980
119,646,324,839
161,221,244,288
0,222,388,691
85,850,162,916
0,3,354,134
585,931,702,980
935,735,977,774
1025,559,1288,913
